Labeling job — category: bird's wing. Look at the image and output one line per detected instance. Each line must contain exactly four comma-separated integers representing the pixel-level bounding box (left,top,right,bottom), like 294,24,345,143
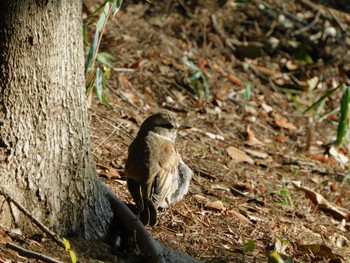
143,133,178,210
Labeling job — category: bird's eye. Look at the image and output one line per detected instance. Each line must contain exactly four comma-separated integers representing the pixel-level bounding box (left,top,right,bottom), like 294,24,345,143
160,123,174,129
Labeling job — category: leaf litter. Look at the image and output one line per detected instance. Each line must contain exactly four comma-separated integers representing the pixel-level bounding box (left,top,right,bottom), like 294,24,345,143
2,0,350,262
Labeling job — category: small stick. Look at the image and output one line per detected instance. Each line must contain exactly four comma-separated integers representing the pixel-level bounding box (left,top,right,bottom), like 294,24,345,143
0,186,64,247
6,242,63,263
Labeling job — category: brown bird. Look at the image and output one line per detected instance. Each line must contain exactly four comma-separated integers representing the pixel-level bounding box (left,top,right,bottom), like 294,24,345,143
125,110,192,226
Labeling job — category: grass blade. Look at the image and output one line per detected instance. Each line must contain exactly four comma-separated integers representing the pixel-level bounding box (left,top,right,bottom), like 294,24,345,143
335,86,350,145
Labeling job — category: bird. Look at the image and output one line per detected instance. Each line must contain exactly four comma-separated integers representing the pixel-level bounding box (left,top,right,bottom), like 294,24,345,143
125,110,192,226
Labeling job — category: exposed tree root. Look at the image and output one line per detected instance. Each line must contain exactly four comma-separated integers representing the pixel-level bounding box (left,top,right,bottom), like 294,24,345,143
104,184,202,263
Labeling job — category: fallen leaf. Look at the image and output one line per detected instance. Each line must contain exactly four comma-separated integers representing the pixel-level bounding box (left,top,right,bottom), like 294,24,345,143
227,74,243,87
244,105,258,115
273,113,297,130
205,200,226,212
292,181,350,220
106,167,121,178
276,135,286,143
307,76,319,91
285,60,299,70
227,146,254,164
298,244,343,261
246,125,264,146
230,210,252,224
206,132,225,141
261,103,273,113
243,148,268,159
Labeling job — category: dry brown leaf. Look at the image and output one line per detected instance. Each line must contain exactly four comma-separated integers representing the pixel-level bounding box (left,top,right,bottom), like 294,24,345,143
285,60,299,70
292,181,350,220
244,105,258,115
227,74,243,87
211,63,226,74
304,152,337,165
273,113,297,130
106,167,121,179
205,200,226,212
298,244,343,261
246,125,264,146
226,146,254,164
276,135,286,143
118,75,133,90
0,229,12,244
243,148,268,159
251,64,282,77
230,210,252,224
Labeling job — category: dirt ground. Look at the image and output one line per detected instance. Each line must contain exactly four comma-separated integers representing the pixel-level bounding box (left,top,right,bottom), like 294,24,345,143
1,0,350,262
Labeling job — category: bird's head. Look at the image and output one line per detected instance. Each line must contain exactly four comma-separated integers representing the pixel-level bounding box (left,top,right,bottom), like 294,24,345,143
139,110,189,141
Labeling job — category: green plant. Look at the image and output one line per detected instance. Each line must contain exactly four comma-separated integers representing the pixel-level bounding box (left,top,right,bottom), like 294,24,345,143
278,188,294,207
304,84,350,179
84,0,122,105
242,238,255,261
62,238,77,263
183,57,210,100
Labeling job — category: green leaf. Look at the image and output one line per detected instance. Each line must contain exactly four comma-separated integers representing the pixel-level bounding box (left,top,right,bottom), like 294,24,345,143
96,52,115,68
268,250,285,263
245,83,251,101
183,57,200,71
188,71,202,82
335,86,350,145
96,2,110,32
95,68,103,102
111,0,123,16
303,85,342,114
62,238,71,250
86,1,108,20
85,31,99,74
295,49,313,65
243,239,255,252
201,74,210,98
83,22,90,46
69,250,77,263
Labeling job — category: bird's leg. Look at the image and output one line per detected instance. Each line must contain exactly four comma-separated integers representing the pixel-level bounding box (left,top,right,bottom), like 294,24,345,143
165,197,175,224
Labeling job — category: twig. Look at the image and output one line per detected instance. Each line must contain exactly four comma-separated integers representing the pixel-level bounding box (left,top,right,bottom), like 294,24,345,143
92,126,120,153
0,187,65,248
291,10,321,36
328,9,347,34
113,67,136,72
6,242,63,263
211,14,236,52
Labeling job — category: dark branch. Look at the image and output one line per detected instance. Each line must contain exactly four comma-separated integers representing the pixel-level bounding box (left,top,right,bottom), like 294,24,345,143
6,242,63,263
103,184,202,263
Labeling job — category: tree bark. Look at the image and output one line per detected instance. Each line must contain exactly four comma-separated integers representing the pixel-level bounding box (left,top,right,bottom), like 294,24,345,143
0,1,202,262
0,0,113,239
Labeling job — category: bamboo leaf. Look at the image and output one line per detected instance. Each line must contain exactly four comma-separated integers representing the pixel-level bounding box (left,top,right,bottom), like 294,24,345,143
303,85,342,114
111,0,123,16
96,2,110,32
96,52,115,68
335,86,350,145
85,31,99,74
95,68,103,102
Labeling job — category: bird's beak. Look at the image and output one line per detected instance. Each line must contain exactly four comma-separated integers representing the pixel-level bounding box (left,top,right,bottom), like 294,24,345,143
178,125,192,130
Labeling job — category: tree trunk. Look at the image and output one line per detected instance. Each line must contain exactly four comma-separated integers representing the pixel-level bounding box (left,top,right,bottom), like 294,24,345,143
0,0,113,239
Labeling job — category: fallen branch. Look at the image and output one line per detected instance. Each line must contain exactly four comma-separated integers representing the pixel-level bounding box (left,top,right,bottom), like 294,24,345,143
103,184,202,263
0,186,65,248
6,242,63,263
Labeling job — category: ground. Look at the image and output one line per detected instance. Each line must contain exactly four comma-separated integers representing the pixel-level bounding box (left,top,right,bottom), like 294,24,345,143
1,0,350,262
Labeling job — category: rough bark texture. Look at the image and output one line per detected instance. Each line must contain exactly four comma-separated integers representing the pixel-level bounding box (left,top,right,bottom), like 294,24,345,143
0,0,113,238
